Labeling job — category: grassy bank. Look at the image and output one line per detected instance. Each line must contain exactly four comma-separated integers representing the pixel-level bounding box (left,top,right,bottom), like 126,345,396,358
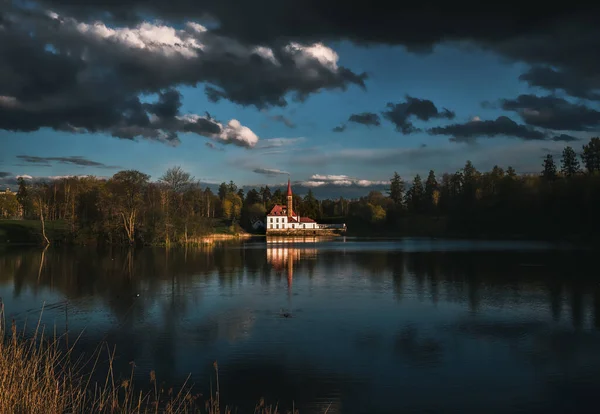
0,308,290,413
0,220,69,245
0,219,254,246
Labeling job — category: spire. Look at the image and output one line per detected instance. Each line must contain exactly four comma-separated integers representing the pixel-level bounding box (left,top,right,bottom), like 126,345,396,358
286,177,293,218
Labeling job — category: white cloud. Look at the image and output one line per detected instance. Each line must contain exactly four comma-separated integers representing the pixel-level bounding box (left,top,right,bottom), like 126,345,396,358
285,42,339,71
176,114,258,148
311,174,350,181
218,119,259,147
300,174,387,187
74,20,204,58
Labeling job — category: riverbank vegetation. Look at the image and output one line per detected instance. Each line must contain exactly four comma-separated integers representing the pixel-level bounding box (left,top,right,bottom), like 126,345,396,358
0,307,288,413
2,138,599,244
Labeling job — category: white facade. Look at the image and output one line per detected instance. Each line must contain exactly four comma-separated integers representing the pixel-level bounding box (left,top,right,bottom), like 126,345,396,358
266,214,319,230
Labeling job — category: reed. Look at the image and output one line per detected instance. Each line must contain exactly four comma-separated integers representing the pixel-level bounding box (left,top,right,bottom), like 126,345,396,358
0,303,296,414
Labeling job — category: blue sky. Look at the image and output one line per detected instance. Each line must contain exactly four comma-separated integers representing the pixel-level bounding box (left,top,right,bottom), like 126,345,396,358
1,3,598,196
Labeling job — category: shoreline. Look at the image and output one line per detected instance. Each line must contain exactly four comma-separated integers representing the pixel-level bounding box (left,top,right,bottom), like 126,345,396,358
1,219,598,247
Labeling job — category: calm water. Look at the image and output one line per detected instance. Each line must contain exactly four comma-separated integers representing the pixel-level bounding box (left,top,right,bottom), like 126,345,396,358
1,237,599,414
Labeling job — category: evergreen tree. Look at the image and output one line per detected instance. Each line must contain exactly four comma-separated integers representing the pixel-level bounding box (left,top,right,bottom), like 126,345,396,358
424,170,440,212
237,188,245,202
260,185,272,207
582,137,600,174
542,154,557,180
561,146,581,177
218,182,228,201
406,174,425,213
387,172,404,207
303,189,320,218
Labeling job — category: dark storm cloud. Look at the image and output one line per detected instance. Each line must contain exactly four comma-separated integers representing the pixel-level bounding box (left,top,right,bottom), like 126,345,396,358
0,172,11,178
144,89,183,119
0,5,366,146
518,67,600,101
16,155,119,168
551,134,580,142
382,96,455,134
348,112,381,127
428,116,547,143
500,94,600,131
7,1,600,109
31,1,598,49
253,168,289,176
332,124,346,133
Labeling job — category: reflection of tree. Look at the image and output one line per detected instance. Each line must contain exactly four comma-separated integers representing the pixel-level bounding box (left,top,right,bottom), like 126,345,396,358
2,244,600,350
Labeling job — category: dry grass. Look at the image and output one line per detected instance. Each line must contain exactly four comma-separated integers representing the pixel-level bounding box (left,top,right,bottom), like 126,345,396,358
0,302,297,414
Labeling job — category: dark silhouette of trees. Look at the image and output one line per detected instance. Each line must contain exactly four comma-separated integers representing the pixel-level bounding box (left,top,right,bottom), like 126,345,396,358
542,154,558,181
561,146,581,177
10,137,600,244
582,137,600,174
405,174,424,214
388,172,405,208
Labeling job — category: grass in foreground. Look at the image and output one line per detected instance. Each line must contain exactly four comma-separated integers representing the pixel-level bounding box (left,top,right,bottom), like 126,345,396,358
0,305,295,413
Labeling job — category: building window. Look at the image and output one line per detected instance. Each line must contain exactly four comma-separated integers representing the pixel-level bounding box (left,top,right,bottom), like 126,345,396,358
303,224,306,229
292,224,295,229
270,218,273,223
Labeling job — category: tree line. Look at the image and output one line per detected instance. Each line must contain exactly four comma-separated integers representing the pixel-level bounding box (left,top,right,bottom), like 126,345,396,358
5,137,600,245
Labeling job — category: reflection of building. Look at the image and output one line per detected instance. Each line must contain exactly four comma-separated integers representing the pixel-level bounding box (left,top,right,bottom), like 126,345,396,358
266,245,317,290
266,178,346,234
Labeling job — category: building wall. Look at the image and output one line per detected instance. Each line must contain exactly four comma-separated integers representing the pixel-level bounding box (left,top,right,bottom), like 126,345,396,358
266,215,318,230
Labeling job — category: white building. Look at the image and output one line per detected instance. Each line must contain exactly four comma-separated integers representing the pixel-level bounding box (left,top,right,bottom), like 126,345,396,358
265,178,345,233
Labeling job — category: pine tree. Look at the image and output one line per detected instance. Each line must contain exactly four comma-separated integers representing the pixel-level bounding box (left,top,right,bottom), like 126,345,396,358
406,174,424,213
424,170,439,212
582,137,600,174
542,154,557,180
561,146,581,177
387,172,404,207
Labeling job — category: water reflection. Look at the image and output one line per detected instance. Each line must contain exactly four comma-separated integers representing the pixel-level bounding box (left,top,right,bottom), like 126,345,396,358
0,241,599,414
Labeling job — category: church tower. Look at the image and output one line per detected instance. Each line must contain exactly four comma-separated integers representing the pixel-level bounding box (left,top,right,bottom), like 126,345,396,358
286,177,293,219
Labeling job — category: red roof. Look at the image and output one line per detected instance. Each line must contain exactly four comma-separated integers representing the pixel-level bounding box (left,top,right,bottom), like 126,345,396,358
267,197,316,223
287,178,292,197
268,204,296,216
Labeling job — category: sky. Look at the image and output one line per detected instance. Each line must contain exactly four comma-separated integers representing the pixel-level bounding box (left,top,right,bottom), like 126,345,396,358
1,2,600,198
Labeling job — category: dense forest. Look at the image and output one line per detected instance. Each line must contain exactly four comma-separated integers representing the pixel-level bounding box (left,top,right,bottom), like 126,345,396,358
2,137,600,245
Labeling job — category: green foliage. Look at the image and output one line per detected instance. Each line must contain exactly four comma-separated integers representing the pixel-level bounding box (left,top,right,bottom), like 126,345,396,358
0,193,20,218
4,137,600,245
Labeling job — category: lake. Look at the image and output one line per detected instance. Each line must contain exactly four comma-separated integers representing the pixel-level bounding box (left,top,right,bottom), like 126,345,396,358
0,237,599,413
